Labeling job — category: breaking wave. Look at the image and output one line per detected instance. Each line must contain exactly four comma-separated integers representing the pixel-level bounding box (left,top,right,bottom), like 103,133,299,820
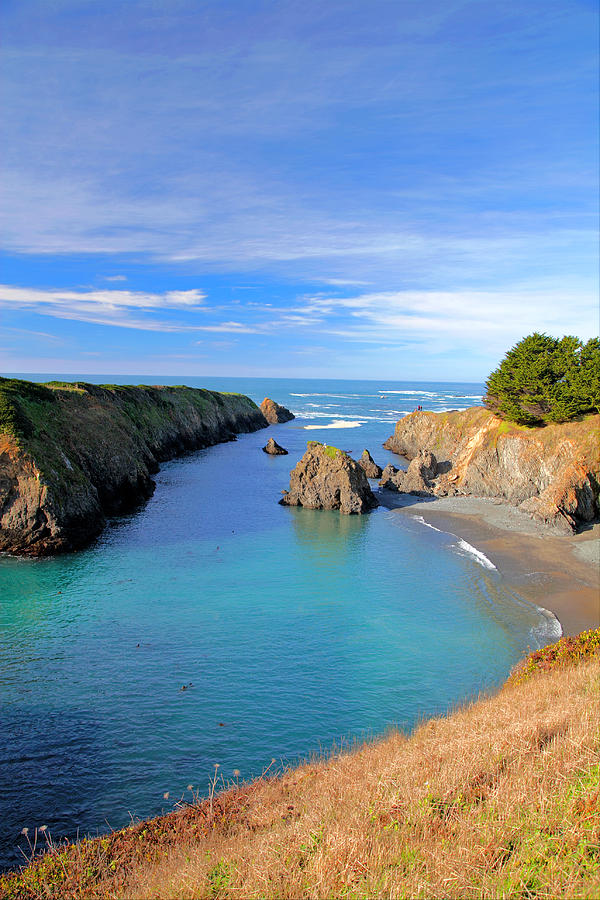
304,420,364,429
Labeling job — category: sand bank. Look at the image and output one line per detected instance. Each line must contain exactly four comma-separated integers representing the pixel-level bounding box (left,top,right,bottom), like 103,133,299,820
380,493,599,636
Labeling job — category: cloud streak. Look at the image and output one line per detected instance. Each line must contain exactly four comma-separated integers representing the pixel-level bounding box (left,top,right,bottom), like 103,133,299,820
0,285,207,331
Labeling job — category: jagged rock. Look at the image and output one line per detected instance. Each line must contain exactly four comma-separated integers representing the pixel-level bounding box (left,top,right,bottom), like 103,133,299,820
400,450,438,496
379,463,404,491
260,398,295,424
384,408,600,532
519,464,598,534
280,442,378,514
357,449,382,479
262,438,288,456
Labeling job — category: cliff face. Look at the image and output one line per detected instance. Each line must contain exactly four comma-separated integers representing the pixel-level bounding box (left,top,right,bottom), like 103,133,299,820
384,408,600,533
260,397,295,424
280,441,378,514
0,379,267,556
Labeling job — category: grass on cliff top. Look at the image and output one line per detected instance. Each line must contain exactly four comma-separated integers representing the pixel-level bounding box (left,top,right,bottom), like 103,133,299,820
307,440,346,459
3,630,599,900
0,377,257,447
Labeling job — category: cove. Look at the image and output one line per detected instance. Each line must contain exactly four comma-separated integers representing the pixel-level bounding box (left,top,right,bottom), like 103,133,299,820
0,379,553,869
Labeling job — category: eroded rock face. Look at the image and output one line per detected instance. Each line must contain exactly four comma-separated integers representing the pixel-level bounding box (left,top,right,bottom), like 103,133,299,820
357,449,382,479
384,408,600,532
0,380,268,556
400,450,438,496
262,438,288,456
280,442,378,514
260,398,295,424
379,463,404,491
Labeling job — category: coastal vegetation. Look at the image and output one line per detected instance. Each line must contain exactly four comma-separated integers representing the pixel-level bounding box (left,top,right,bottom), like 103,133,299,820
2,631,598,899
484,333,600,426
0,378,267,555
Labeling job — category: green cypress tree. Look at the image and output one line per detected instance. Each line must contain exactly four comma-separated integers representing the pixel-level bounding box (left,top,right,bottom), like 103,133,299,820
484,332,599,425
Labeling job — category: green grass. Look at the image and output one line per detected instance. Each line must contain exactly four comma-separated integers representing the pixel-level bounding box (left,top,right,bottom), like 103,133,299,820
307,441,345,459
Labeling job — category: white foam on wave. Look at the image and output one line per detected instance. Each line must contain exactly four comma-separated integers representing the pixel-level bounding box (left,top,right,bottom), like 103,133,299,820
304,420,364,430
530,605,563,644
291,392,379,399
411,514,445,533
411,516,496,569
305,403,340,408
411,514,561,646
433,406,468,412
379,389,439,397
454,538,497,570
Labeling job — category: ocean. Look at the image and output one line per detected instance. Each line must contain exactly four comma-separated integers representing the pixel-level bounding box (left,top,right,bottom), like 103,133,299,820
0,376,559,869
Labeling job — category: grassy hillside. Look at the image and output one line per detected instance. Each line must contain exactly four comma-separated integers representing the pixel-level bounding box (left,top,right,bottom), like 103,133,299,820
2,631,599,899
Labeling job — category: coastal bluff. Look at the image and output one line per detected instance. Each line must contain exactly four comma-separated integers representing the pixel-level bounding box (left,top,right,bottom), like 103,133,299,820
384,407,600,534
0,378,267,556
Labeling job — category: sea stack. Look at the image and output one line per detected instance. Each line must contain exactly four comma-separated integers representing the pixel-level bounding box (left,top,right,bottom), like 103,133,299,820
357,449,382,478
280,441,378,514
262,438,288,455
260,398,295,424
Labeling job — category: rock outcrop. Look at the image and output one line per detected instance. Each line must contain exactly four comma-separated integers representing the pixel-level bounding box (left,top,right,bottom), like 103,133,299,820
280,442,378,514
384,408,600,533
357,449,382,479
400,450,438,496
260,398,295,424
0,378,268,556
262,438,288,456
379,463,403,491
378,452,438,496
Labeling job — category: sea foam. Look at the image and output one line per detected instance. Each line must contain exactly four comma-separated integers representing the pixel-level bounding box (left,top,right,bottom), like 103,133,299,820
454,538,497,570
304,420,364,429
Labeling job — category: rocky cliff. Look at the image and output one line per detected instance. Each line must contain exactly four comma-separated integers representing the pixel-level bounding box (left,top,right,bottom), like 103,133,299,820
260,398,295,424
280,441,378,514
0,378,267,556
384,408,600,533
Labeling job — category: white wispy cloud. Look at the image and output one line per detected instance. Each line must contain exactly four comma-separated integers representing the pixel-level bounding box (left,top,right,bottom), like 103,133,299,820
0,285,207,330
292,287,599,354
193,321,264,333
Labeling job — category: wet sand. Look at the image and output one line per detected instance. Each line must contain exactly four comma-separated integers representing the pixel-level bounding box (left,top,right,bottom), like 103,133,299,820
380,493,600,636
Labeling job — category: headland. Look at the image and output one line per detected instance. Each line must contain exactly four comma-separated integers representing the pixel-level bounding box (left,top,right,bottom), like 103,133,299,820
0,377,267,556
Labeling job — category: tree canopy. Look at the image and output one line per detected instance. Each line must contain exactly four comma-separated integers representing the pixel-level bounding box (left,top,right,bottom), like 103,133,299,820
483,332,600,425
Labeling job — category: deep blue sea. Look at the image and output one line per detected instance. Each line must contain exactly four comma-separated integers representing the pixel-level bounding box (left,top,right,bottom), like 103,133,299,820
0,377,559,869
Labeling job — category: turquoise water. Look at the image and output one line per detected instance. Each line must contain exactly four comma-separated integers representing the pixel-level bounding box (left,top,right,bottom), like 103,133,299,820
0,378,557,869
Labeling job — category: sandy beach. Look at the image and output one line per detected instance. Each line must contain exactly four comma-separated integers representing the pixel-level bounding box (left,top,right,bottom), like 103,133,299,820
380,493,600,636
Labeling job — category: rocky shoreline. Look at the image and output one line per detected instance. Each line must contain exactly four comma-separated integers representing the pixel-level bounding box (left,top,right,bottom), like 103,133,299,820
0,379,269,556
383,408,599,534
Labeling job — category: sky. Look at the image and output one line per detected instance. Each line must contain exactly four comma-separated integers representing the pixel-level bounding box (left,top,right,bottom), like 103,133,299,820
1,0,598,381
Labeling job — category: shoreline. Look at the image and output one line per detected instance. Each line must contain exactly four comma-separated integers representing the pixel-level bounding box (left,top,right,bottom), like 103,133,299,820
379,493,600,636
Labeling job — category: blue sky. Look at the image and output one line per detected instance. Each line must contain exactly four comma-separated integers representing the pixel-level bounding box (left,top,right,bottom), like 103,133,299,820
1,0,598,380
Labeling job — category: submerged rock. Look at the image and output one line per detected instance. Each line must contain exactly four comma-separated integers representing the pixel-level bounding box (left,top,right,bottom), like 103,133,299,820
357,449,382,479
263,437,288,456
260,398,295,424
280,442,378,514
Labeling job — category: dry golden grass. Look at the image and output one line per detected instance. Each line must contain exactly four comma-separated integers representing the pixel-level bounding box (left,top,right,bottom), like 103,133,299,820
3,640,599,900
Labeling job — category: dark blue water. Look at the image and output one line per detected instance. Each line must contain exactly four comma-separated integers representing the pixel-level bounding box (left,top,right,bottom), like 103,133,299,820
0,377,557,869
